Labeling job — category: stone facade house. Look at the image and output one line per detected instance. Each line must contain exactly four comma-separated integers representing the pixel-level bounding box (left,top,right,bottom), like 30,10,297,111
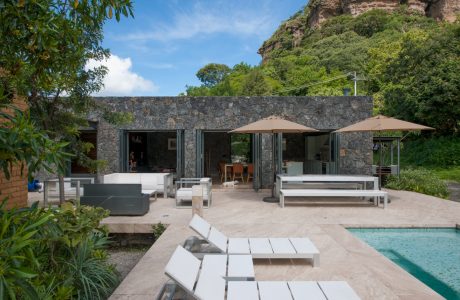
78,96,373,189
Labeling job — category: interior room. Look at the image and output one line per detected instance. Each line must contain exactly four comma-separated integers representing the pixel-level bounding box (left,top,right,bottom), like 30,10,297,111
127,131,177,173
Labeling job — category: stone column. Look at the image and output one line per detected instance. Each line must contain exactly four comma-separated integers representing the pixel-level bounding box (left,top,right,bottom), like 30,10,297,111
192,185,203,217
184,129,196,178
261,133,273,188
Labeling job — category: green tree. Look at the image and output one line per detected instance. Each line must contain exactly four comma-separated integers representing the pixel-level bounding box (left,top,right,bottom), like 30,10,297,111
0,105,70,180
242,69,271,96
196,63,231,87
382,25,460,135
0,0,134,201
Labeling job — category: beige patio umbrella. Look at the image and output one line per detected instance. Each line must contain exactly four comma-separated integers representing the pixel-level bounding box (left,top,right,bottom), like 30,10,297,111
230,115,318,202
335,115,434,133
335,115,434,188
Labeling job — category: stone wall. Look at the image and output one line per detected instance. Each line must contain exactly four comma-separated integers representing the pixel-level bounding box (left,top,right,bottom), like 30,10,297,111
96,96,373,187
0,164,28,209
0,97,29,209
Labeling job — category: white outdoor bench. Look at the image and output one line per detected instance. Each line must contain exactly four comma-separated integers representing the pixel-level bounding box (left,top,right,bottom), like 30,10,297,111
276,175,380,197
279,189,388,209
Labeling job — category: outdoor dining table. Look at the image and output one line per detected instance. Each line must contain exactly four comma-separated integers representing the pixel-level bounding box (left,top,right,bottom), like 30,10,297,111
275,174,379,197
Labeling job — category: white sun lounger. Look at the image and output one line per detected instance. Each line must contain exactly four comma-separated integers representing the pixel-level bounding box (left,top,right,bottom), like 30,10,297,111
189,214,320,267
162,246,360,300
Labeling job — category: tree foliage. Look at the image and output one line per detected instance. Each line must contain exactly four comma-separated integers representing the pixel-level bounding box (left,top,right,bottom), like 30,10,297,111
184,7,459,135
0,105,71,180
0,0,134,177
382,25,460,135
196,63,231,87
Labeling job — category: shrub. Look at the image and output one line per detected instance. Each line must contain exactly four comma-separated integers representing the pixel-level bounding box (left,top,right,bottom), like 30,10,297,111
385,168,449,198
0,200,118,300
152,222,167,241
400,137,460,168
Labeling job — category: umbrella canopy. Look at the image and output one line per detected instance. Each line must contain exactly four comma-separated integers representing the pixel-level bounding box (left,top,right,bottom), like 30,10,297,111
335,115,434,132
230,115,318,133
335,115,434,190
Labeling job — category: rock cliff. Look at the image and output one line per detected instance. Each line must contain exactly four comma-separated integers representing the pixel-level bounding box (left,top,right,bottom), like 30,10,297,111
258,0,459,61
308,0,459,27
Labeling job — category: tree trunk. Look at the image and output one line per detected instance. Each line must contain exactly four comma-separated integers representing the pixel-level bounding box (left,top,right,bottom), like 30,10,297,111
58,174,65,205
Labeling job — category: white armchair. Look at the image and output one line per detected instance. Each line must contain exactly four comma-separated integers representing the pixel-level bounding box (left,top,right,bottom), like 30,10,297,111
175,178,212,208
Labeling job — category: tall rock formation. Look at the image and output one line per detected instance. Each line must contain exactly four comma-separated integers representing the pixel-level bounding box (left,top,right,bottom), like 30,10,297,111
258,0,459,62
307,0,459,27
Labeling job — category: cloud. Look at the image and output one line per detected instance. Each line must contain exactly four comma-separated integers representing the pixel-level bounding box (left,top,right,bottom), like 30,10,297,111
87,55,158,96
123,2,273,42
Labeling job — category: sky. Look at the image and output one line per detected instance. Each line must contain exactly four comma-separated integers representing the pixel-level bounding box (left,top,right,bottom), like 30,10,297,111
92,0,306,96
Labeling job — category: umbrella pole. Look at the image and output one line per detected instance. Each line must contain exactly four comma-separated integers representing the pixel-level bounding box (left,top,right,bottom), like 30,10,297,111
379,140,382,190
263,134,279,203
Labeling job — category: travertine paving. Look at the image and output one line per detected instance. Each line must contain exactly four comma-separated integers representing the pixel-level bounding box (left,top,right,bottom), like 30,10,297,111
100,189,460,299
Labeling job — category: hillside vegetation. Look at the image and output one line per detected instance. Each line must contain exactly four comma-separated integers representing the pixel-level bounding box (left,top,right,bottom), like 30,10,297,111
184,7,459,136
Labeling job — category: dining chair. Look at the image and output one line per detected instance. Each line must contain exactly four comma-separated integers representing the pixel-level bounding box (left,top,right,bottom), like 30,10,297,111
246,163,254,183
232,163,244,182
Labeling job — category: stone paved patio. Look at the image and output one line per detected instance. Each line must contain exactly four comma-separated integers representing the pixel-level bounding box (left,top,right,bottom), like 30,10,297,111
105,188,460,300
31,189,460,300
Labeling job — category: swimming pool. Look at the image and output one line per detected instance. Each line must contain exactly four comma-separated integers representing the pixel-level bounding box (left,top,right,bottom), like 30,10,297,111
348,228,460,299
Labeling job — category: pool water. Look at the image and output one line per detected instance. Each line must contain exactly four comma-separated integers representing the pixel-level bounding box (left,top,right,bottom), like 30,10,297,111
348,228,460,299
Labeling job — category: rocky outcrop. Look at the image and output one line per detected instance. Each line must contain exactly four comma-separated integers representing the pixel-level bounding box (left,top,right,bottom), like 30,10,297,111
428,0,460,22
307,0,343,28
308,0,459,27
258,0,459,61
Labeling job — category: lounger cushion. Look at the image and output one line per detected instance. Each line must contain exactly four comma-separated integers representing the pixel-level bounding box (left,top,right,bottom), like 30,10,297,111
190,214,211,238
318,281,361,300
164,246,201,293
227,281,259,300
201,255,227,277
248,238,273,254
194,270,225,300
258,282,292,300
208,227,228,252
228,238,250,254
288,282,326,300
290,237,320,255
269,238,296,254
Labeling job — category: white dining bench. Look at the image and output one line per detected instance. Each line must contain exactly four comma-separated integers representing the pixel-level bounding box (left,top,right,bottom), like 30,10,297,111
279,189,388,208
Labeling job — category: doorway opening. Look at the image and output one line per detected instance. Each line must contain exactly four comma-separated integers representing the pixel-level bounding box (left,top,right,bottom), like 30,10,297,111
282,132,339,175
123,131,180,175
198,131,255,186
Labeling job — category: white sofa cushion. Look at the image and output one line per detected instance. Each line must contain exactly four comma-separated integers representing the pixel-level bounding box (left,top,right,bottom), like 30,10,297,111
103,173,172,195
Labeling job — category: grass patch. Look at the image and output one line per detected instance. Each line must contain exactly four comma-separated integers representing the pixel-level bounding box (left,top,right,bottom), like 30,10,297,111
431,167,460,183
385,168,449,199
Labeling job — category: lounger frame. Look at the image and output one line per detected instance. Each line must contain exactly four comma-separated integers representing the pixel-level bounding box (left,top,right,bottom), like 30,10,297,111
159,246,361,300
189,215,320,267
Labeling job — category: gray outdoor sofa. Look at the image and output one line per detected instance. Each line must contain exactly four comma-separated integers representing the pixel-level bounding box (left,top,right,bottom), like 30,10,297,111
80,184,150,216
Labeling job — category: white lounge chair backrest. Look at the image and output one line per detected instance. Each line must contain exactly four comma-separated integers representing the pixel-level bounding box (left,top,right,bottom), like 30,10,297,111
208,227,228,252
190,214,211,238
164,246,201,293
